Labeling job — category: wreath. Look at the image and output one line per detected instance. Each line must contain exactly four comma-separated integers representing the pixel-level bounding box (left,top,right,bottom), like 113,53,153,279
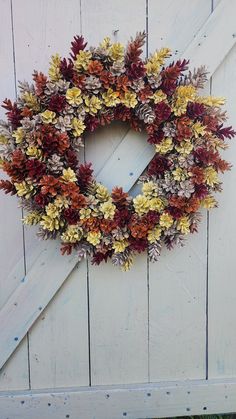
0,32,235,270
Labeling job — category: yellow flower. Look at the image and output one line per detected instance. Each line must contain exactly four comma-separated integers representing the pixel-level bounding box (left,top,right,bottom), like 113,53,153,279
155,137,173,154
87,230,101,246
201,195,218,209
196,96,225,107
204,167,219,186
96,184,110,201
100,200,116,219
41,110,57,124
72,118,86,137
142,181,158,197
147,226,162,243
22,92,40,111
12,127,24,144
172,85,196,116
109,43,124,61
112,240,129,253
145,48,171,75
159,212,174,229
79,208,92,219
54,195,69,209
0,134,8,144
74,50,92,71
15,181,34,199
45,203,60,218
151,89,167,104
175,140,193,155
61,225,83,243
84,95,102,115
102,88,120,107
177,216,190,234
99,37,112,50
40,215,61,231
26,146,42,159
66,87,82,106
149,197,165,212
23,211,41,225
61,168,77,182
121,257,133,271
120,91,138,108
192,121,206,138
48,54,61,81
172,167,187,181
133,194,150,216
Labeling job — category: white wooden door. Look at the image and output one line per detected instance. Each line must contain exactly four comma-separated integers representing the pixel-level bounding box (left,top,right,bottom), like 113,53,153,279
1,1,236,418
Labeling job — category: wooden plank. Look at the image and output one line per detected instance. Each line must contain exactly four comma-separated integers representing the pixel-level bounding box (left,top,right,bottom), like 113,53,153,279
0,241,80,371
148,0,212,382
1,378,236,418
181,0,236,76
96,129,151,191
82,0,149,386
88,256,148,385
208,41,236,378
0,0,29,391
11,0,89,389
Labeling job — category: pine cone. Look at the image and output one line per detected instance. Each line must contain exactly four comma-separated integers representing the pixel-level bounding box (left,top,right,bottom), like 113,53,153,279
48,154,64,174
136,103,156,124
85,75,101,93
147,74,162,89
148,241,162,262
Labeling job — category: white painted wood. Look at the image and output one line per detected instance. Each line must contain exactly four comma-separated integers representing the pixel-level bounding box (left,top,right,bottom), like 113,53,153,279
181,0,236,76
11,0,90,389
0,241,80,370
149,218,207,380
148,0,212,382
208,41,236,378
0,0,29,391
1,378,236,419
28,261,89,389
82,0,149,386
96,129,151,192
89,256,148,385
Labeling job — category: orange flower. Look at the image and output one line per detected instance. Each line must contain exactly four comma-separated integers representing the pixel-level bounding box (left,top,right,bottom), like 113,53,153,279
40,175,59,196
21,107,33,118
190,166,205,184
169,195,186,209
138,86,153,102
184,197,200,213
116,75,130,92
100,70,115,88
99,219,116,233
88,60,103,75
176,116,192,140
80,217,99,230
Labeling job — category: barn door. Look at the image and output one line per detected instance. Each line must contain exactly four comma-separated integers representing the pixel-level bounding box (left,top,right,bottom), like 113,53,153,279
1,1,236,418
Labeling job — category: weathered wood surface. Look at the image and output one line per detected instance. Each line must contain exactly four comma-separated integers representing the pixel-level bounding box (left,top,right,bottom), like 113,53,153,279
1,378,236,419
1,2,236,418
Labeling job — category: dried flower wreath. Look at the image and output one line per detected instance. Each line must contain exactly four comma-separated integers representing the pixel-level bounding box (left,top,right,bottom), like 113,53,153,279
0,33,235,270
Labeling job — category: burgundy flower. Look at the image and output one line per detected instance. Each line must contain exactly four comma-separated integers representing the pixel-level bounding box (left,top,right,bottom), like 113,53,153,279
194,184,209,199
187,102,205,119
128,61,146,79
48,94,66,113
85,115,100,132
147,155,170,176
70,35,87,60
147,130,164,145
26,159,46,180
65,150,79,171
63,208,80,224
34,193,49,208
114,208,132,228
77,162,93,191
155,102,172,123
91,251,111,265
129,237,147,253
168,206,183,219
60,58,74,81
